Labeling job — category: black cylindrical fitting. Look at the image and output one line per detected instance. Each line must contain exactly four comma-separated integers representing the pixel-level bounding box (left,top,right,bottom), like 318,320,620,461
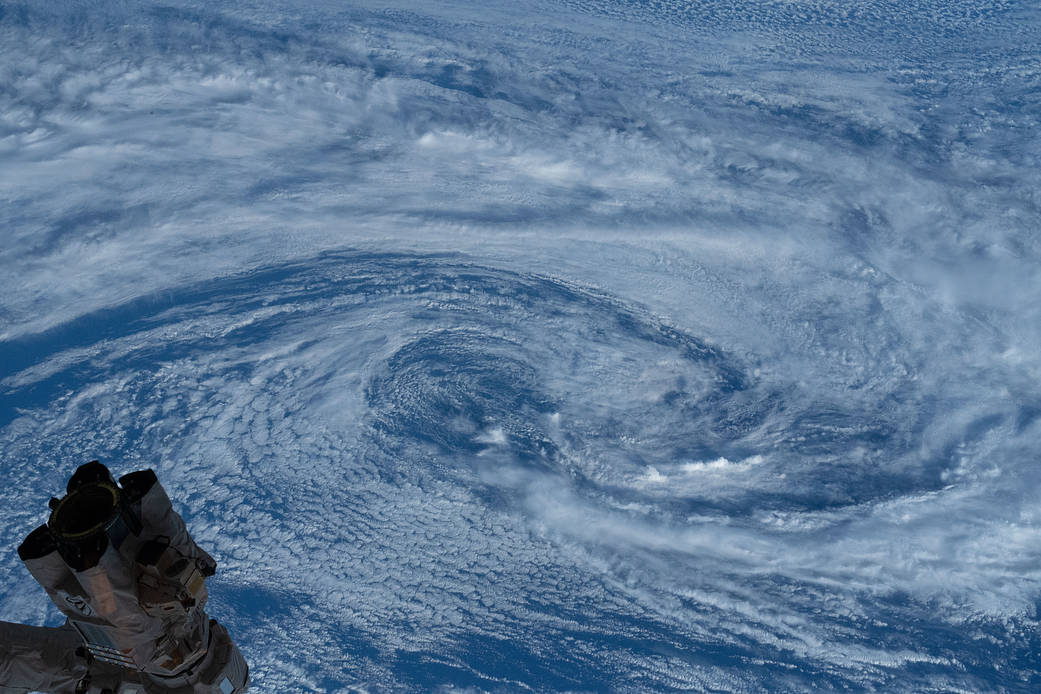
17,524,57,562
66,460,116,494
46,462,141,571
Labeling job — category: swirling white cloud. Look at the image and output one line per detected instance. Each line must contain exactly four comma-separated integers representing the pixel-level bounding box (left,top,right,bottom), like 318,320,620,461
2,0,1040,691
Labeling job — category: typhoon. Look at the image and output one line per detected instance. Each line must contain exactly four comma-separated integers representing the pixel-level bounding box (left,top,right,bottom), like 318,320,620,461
2,0,1041,692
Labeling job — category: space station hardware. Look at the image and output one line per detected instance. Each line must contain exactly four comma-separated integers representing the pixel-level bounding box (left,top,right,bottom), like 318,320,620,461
1,461,249,694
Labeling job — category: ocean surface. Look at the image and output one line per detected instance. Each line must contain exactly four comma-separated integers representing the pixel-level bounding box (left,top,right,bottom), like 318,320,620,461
2,1,1040,691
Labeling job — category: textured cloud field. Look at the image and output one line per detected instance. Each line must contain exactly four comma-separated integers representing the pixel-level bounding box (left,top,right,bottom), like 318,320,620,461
2,0,1041,692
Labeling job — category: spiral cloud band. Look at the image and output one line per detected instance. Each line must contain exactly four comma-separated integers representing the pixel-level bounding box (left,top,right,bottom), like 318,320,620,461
2,0,1040,691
